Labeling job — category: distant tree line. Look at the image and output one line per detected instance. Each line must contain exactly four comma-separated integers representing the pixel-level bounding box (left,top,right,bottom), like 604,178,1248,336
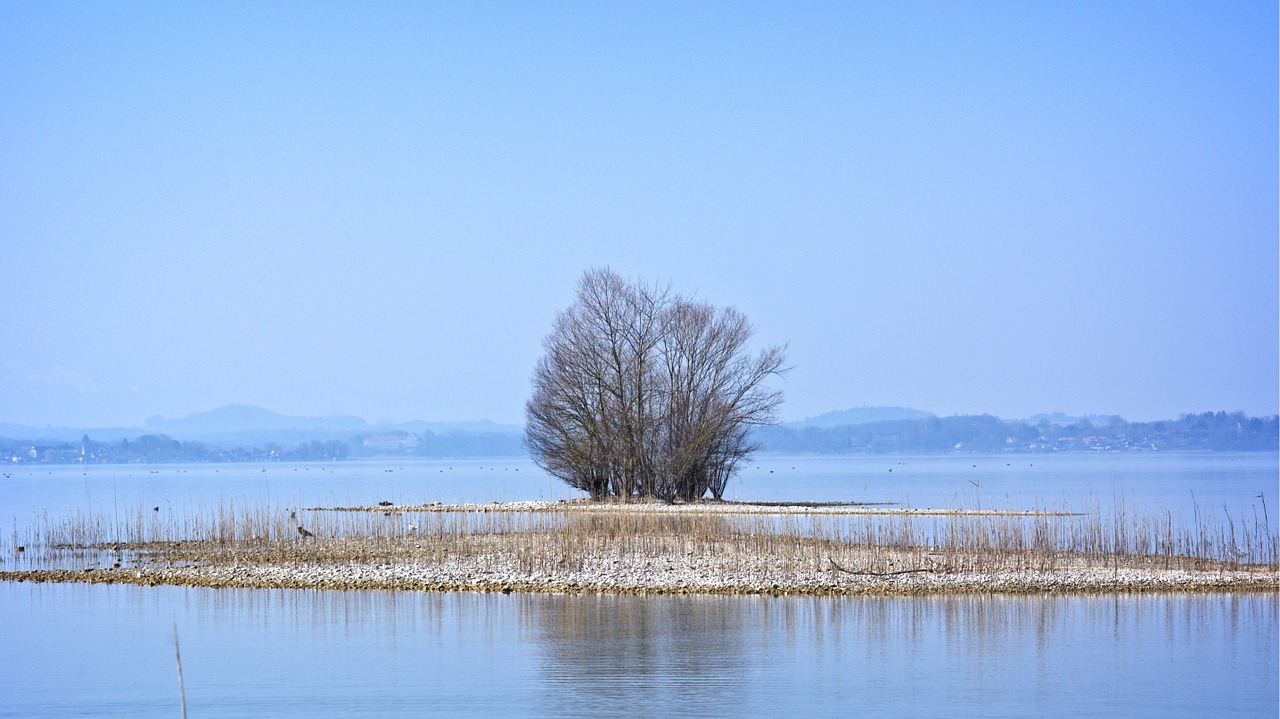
6,411,1272,465
753,411,1279,454
0,429,530,464
0,434,350,464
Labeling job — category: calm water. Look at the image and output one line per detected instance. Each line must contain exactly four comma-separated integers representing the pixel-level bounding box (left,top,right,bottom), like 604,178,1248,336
2,454,1277,716
0,583,1275,717
3,452,1275,526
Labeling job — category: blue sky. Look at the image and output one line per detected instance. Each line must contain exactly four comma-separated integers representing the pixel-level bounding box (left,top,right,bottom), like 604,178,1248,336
2,1,1276,427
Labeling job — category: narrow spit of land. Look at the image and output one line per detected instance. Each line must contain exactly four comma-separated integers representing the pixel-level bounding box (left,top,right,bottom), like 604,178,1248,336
310,500,1078,516
3,500,1276,596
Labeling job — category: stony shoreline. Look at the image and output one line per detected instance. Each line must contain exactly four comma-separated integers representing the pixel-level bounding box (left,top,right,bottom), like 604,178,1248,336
3,544,1275,597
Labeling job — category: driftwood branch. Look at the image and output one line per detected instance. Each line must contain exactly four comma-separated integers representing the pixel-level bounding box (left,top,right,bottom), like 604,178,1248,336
828,557,940,577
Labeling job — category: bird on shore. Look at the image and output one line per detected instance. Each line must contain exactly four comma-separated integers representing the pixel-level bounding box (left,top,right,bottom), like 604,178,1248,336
297,526,314,539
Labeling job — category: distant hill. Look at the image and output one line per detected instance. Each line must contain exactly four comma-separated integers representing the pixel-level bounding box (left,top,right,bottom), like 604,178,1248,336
144,404,370,438
787,406,934,429
0,405,523,448
392,419,523,436
0,422,138,444
1025,412,1124,427
0,405,526,463
137,405,522,445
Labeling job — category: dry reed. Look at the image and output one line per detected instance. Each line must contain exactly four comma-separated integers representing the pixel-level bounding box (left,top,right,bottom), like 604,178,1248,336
7,493,1278,579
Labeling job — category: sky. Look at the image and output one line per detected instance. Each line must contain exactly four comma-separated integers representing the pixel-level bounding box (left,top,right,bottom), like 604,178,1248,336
2,1,1276,428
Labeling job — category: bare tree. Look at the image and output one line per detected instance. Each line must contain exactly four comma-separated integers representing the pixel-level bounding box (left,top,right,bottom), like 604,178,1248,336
525,268,786,502
653,300,786,500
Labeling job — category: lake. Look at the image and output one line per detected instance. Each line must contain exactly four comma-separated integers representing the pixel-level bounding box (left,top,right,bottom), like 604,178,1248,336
3,451,1275,525
2,453,1277,716
0,584,1275,717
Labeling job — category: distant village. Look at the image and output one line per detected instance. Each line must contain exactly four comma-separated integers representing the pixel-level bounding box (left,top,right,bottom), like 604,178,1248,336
2,411,1275,465
754,411,1279,455
2,429,523,465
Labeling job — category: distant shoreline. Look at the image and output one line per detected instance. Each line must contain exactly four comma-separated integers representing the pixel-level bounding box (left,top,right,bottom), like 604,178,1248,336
4,445,1279,469
5,408,1276,464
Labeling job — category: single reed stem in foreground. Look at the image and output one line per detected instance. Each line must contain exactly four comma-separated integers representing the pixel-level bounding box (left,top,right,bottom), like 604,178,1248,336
173,623,187,719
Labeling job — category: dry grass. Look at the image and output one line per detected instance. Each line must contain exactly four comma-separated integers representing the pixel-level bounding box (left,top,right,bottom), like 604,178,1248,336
6,494,1277,579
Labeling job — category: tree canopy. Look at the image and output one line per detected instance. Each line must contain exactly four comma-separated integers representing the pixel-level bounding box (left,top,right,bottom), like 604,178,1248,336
525,268,787,502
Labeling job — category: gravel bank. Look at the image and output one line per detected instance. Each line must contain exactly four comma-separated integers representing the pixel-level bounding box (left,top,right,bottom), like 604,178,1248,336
3,543,1274,596
312,500,1078,517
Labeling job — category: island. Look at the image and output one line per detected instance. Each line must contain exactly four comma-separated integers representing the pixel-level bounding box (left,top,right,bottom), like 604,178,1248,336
5,499,1275,596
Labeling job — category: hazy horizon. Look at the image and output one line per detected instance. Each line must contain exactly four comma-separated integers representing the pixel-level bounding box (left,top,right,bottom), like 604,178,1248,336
3,3,1276,429
2,401,1271,435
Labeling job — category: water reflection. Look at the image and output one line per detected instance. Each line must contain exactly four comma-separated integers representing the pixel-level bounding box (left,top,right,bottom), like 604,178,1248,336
528,594,756,715
517,592,1278,718
1,583,1275,718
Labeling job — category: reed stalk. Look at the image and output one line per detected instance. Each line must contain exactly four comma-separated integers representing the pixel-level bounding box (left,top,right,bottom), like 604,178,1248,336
15,494,1279,576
